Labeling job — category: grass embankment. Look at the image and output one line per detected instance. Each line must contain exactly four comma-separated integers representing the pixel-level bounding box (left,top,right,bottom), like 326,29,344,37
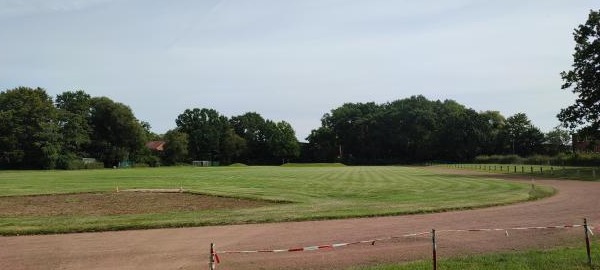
352,241,599,270
446,163,600,181
0,166,552,235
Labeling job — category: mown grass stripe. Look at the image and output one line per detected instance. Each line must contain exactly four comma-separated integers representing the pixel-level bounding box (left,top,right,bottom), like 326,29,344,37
0,166,553,235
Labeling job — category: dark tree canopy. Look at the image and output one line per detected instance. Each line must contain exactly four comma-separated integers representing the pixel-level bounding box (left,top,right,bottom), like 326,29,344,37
0,87,60,169
56,90,92,159
558,9,600,133
89,97,146,167
0,86,564,168
306,96,546,164
162,129,189,165
175,108,230,161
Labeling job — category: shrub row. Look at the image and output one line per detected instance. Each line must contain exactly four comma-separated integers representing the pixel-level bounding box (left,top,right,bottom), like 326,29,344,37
474,153,600,166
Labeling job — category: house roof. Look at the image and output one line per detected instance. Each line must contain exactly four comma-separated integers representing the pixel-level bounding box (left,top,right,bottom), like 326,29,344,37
146,141,166,151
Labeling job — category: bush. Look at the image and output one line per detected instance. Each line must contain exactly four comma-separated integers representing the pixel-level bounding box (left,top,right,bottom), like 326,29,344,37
527,155,551,165
56,155,105,170
474,155,523,164
474,153,600,167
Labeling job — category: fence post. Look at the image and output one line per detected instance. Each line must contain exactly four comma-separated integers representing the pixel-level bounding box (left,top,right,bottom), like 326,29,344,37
584,218,592,268
432,229,437,270
210,243,216,270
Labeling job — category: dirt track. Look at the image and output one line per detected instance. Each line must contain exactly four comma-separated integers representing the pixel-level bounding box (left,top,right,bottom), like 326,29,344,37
2,169,600,270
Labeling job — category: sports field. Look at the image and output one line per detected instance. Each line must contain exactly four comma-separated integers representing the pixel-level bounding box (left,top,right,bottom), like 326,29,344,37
0,165,552,235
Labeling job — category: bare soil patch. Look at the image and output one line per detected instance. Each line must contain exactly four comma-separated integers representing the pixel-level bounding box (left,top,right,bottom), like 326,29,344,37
0,192,273,216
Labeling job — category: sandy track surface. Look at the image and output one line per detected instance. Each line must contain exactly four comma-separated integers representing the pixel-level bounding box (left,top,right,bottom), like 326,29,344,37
2,169,600,270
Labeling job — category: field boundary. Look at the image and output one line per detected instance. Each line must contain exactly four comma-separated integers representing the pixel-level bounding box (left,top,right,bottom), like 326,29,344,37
209,220,597,270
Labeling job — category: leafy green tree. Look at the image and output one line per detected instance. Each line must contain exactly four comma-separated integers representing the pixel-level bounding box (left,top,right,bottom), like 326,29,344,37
266,120,300,164
433,100,487,161
55,90,92,167
558,10,600,133
305,126,339,162
88,97,146,167
175,108,229,161
321,102,382,163
162,129,189,165
479,110,507,155
0,87,60,169
502,113,545,156
545,127,572,155
220,127,246,164
230,112,268,163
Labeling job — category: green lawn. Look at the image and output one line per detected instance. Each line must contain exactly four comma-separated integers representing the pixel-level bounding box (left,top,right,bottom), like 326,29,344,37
0,166,553,235
351,241,599,270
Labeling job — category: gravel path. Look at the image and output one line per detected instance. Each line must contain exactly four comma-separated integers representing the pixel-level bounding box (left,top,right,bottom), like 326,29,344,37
2,168,599,270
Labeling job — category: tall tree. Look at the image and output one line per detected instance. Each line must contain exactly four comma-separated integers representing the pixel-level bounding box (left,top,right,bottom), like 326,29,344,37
502,113,545,156
545,126,572,155
266,120,300,163
558,10,600,134
55,90,92,163
479,110,507,155
230,112,268,163
220,127,246,164
88,97,146,167
162,129,189,165
305,126,339,163
175,108,229,161
0,87,60,169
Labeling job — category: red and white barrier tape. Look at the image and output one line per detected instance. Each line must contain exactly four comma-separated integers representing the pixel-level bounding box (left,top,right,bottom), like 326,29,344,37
212,223,594,265
216,231,430,256
438,224,594,236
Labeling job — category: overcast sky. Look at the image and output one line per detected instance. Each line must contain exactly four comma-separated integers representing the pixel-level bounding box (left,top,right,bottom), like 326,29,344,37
1,0,597,141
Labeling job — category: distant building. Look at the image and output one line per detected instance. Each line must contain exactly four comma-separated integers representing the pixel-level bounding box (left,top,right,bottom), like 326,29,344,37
146,141,166,152
572,134,600,153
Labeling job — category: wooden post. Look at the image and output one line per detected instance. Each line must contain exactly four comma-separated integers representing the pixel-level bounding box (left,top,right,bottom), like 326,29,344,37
432,229,437,270
584,219,592,268
209,243,216,270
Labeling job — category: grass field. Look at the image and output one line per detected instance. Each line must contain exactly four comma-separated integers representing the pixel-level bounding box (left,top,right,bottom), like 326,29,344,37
0,166,553,235
352,241,599,270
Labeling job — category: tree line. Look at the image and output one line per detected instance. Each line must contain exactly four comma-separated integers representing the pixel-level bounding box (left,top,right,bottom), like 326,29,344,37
0,87,301,169
0,87,572,169
304,96,569,164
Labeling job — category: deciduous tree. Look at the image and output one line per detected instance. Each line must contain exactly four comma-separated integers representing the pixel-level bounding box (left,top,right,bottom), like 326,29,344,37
558,9,600,134
0,87,60,169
